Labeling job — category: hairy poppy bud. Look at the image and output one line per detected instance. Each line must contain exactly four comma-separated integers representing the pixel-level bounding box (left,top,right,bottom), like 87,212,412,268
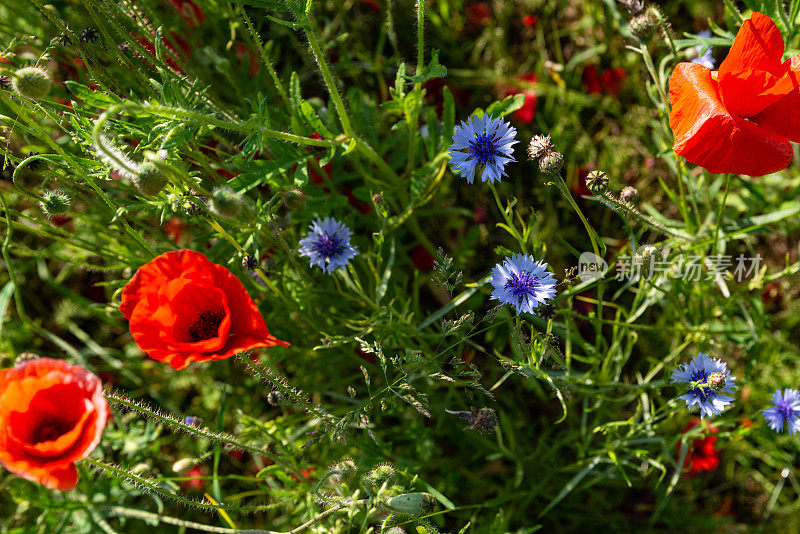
385,492,436,516
538,151,563,175
585,170,609,194
329,458,358,484
133,161,168,196
13,66,52,100
707,372,726,392
620,186,639,203
366,463,395,490
527,134,554,161
210,186,243,217
282,188,305,210
40,190,71,216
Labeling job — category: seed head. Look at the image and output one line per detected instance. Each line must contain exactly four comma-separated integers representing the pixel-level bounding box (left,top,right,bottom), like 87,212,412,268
372,192,384,205
242,254,258,271
447,406,499,434
0,75,11,90
538,151,564,175
57,32,72,46
133,161,168,196
620,186,639,202
585,170,609,194
40,190,71,216
527,134,554,161
13,66,52,100
266,391,284,406
210,186,243,217
619,0,645,16
81,27,101,44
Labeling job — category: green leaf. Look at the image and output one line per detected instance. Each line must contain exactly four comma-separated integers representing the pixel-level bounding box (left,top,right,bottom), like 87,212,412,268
289,71,301,111
485,93,526,118
237,0,289,10
64,81,119,108
402,49,447,84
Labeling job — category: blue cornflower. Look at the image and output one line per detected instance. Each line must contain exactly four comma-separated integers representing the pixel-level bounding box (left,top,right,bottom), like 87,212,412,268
490,254,557,315
690,31,715,70
762,389,800,434
671,353,737,419
448,114,518,184
299,217,358,274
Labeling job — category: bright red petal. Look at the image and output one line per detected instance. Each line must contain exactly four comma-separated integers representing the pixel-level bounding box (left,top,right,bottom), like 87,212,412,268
752,91,800,143
718,12,785,76
669,62,792,176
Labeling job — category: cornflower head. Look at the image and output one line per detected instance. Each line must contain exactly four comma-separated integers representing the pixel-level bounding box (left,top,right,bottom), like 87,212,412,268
690,31,715,70
762,389,800,434
671,353,737,418
447,114,517,184
490,254,557,315
299,217,358,274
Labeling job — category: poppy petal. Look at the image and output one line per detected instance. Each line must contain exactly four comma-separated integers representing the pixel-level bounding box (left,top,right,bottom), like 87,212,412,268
669,62,792,176
718,68,796,117
752,91,800,143
718,12,785,77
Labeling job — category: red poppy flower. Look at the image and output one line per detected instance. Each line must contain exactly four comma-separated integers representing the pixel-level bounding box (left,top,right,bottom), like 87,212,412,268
411,244,435,271
465,2,491,26
678,418,719,475
120,250,289,370
180,465,207,491
501,74,538,124
669,13,800,176
522,14,538,28
0,358,108,490
600,67,626,97
167,0,206,26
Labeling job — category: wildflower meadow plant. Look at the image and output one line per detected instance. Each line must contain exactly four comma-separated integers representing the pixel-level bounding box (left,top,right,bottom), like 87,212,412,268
4,1,800,532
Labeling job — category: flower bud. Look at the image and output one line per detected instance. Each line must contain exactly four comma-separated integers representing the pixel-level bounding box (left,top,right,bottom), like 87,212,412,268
372,192,384,205
629,13,654,39
527,134,554,161
13,66,52,100
538,151,563,175
282,188,305,210
14,352,40,365
585,170,609,194
0,75,10,90
40,190,71,216
620,186,639,203
210,186,243,217
707,372,726,392
133,161,168,196
385,492,436,516
366,463,396,490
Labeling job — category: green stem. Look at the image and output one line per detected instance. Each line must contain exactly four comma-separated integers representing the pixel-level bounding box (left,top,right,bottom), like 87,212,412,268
488,182,527,253
713,174,732,255
553,173,602,258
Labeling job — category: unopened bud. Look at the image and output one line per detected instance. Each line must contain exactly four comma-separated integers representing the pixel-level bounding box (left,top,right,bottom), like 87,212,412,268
538,151,563,175
40,190,71,216
210,186,243,217
282,188,305,210
172,458,195,473
585,170,609,194
366,463,396,490
629,13,654,39
372,192,384,205
13,66,52,100
620,186,639,203
133,161,168,196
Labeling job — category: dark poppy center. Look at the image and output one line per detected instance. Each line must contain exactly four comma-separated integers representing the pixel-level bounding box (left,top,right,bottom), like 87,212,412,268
31,418,74,444
312,233,344,259
504,271,540,302
188,310,224,342
469,133,501,165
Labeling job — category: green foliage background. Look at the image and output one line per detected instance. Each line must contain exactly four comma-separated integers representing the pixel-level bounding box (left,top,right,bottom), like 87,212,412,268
2,0,800,532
